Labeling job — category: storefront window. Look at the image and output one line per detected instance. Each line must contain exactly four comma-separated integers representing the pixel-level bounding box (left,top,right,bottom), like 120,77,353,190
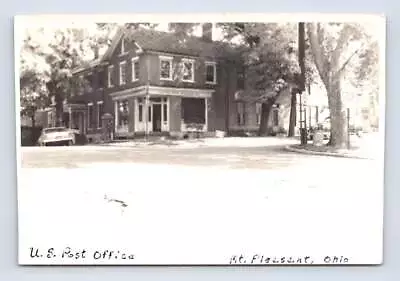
182,98,205,124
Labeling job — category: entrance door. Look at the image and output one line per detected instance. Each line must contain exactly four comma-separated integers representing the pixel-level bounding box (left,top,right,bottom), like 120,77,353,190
152,104,162,132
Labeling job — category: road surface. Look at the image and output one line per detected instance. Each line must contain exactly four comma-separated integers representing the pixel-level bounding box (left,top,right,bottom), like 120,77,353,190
18,142,383,265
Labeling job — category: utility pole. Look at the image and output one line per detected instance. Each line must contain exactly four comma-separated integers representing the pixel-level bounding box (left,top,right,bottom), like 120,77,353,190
298,22,307,145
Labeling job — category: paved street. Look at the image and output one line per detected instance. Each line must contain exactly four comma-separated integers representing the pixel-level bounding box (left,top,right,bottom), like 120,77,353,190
18,140,383,265
21,140,363,169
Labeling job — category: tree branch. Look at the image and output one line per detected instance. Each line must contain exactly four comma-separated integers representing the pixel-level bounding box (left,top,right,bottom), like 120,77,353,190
331,24,357,72
336,47,361,75
306,23,329,86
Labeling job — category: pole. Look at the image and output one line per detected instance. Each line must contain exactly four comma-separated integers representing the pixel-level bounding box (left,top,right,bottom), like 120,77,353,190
298,22,307,145
145,56,150,142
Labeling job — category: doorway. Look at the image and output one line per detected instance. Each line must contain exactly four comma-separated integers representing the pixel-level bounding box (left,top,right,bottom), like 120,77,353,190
152,104,162,132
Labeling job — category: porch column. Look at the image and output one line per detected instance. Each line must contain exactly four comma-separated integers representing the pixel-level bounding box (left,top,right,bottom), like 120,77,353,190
167,97,170,131
114,101,119,132
204,98,208,132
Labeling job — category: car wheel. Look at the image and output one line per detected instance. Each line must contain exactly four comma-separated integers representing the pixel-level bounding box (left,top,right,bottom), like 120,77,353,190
68,140,73,146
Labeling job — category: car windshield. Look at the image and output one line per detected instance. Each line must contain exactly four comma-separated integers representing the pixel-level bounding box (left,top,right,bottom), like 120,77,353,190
43,127,68,133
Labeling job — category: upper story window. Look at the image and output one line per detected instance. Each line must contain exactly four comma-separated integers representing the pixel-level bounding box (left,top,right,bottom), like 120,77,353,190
108,65,115,88
205,61,217,84
119,61,127,85
182,58,195,82
120,37,127,55
131,57,139,81
159,56,173,80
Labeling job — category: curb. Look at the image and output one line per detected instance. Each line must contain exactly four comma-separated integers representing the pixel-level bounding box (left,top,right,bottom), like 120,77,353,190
284,145,372,160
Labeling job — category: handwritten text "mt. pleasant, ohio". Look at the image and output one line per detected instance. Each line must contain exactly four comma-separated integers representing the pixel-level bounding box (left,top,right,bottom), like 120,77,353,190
229,254,350,265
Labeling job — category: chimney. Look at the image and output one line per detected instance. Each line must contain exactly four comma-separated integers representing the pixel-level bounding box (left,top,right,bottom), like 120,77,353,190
202,23,213,42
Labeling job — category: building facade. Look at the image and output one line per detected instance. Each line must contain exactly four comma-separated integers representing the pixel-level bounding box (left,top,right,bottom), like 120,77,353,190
64,24,292,141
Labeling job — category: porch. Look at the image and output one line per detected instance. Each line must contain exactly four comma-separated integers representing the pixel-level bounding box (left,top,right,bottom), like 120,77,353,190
111,86,214,138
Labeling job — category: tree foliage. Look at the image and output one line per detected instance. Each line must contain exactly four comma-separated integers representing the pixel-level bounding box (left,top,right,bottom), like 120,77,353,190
218,23,300,135
19,23,156,126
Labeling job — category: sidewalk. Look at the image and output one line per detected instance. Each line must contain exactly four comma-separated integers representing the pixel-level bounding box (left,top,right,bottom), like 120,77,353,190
285,133,383,160
100,136,299,149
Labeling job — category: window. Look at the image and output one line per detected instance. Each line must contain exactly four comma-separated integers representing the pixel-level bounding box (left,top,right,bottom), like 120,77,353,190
118,100,129,127
205,62,217,84
160,56,173,80
108,65,115,87
47,111,52,127
98,70,105,89
272,108,279,127
131,57,139,81
181,98,205,124
138,103,143,122
182,58,195,82
237,102,246,125
119,61,127,85
120,37,126,54
97,101,104,128
256,103,262,125
88,103,94,129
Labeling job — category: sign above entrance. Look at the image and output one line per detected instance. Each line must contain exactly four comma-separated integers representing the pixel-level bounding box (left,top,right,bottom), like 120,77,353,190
149,86,214,99
110,85,214,101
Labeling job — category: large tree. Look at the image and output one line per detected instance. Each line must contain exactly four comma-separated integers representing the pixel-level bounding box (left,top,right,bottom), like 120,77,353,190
20,26,101,126
306,22,377,148
20,68,50,130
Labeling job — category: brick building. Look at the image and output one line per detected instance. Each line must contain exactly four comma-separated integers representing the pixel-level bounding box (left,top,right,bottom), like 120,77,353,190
61,24,294,141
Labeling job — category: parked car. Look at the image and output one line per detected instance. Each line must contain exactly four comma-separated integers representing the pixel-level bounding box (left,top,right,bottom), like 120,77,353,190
38,127,77,146
308,121,331,141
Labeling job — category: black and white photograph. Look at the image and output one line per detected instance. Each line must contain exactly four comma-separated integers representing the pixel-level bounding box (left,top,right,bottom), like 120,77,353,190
15,13,385,265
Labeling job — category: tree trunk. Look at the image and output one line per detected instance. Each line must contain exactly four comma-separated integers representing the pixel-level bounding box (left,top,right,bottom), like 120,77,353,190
327,76,348,148
258,100,274,136
288,91,297,137
55,92,64,127
46,81,64,127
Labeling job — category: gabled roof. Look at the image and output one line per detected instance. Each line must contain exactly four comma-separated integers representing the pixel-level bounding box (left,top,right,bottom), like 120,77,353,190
100,26,126,62
73,26,243,74
123,28,240,59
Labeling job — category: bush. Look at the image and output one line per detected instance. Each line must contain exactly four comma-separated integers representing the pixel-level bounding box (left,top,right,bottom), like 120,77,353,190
21,126,42,146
